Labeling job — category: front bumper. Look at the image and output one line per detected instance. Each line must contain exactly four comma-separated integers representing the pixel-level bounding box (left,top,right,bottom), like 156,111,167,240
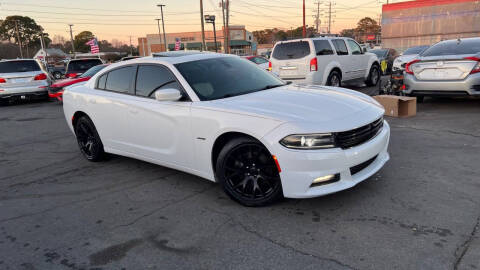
403,73,480,96
270,121,390,198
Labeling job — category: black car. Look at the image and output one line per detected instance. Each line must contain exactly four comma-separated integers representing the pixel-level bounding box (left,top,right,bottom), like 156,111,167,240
370,48,398,75
65,58,103,78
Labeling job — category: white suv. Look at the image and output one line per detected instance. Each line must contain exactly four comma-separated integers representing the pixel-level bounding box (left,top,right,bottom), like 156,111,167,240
270,37,380,87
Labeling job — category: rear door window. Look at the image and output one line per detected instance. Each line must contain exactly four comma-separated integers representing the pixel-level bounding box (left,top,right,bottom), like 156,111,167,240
332,40,349,55
272,41,310,60
135,65,182,98
421,39,480,56
0,60,40,73
105,66,136,94
97,74,107,89
313,40,334,55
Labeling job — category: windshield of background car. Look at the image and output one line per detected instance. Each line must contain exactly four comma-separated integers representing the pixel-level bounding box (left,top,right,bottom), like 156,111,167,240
403,46,429,55
0,60,40,73
68,59,102,71
80,65,107,78
371,49,388,58
175,57,285,101
272,41,310,60
421,39,480,56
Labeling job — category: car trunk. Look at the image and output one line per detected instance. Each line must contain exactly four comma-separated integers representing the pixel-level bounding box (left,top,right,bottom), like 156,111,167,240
0,71,44,89
271,41,312,80
413,54,478,81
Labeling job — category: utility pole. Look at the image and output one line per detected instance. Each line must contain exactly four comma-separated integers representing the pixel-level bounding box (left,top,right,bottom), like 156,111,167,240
157,4,167,52
302,0,306,38
328,1,332,34
155,19,163,51
313,1,322,33
68,24,75,58
40,31,48,63
129,36,133,55
14,20,23,58
221,0,226,53
200,0,206,51
226,0,230,53
205,15,218,52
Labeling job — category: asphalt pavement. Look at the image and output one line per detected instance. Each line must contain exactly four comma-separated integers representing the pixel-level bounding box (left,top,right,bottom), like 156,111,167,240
0,91,479,270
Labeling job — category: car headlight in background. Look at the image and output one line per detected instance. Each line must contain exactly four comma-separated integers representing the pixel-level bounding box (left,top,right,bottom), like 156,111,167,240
280,133,335,149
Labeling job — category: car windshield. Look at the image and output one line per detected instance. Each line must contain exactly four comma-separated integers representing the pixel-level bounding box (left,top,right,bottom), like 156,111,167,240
421,39,480,56
68,59,102,71
0,60,40,73
403,46,429,55
175,57,285,101
370,49,388,58
80,65,107,78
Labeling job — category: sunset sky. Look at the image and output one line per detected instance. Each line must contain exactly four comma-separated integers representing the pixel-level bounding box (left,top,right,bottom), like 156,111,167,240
0,0,400,45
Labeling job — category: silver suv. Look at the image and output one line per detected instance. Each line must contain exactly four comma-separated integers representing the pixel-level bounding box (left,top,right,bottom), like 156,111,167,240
269,37,380,87
0,59,50,103
403,38,480,101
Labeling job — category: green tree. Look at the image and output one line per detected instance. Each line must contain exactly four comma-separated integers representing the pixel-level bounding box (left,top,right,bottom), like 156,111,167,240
0,15,48,57
74,31,95,52
355,17,381,42
339,28,355,38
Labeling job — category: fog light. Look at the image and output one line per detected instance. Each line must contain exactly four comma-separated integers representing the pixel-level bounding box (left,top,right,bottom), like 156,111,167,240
313,174,336,184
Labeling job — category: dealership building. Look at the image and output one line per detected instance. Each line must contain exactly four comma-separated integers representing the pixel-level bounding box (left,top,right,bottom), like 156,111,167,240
381,0,480,52
138,25,255,56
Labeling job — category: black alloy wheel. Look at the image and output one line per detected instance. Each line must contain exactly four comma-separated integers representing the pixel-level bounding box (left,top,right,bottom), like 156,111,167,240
75,116,105,162
366,65,380,86
216,137,283,206
327,71,342,87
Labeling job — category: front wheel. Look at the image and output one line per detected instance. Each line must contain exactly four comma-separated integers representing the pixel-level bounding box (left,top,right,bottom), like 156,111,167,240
366,65,380,86
74,116,105,162
216,137,283,207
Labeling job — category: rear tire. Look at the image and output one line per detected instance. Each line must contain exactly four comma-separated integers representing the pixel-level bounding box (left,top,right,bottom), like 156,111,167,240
326,71,341,87
74,116,105,162
216,137,283,207
366,64,380,86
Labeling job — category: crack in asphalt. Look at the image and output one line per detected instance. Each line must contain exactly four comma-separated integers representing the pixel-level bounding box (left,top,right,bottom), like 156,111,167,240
206,207,357,270
453,214,480,270
390,125,480,139
111,183,215,229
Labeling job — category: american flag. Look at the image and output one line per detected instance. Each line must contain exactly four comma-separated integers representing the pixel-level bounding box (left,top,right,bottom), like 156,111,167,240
86,38,100,54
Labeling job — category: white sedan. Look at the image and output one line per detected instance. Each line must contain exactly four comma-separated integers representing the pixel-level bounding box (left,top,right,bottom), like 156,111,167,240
63,53,390,206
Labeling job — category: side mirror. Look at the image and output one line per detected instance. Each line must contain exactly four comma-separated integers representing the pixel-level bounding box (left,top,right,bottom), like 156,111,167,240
154,88,182,102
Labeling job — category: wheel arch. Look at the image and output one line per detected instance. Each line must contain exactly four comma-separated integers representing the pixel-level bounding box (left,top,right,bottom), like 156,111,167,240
322,62,342,85
211,131,267,180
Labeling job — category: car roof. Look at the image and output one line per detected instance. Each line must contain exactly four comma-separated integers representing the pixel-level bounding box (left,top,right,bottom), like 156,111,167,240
69,58,102,62
0,59,38,62
130,52,235,65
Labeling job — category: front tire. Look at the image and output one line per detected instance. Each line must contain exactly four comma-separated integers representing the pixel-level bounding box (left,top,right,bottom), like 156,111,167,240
366,64,380,86
216,137,283,207
74,116,105,162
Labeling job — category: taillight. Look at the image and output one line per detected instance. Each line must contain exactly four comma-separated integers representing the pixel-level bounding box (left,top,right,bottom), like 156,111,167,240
464,57,480,74
310,57,318,71
268,61,272,71
405,59,420,75
0,78,6,83
34,73,47,80
66,73,78,78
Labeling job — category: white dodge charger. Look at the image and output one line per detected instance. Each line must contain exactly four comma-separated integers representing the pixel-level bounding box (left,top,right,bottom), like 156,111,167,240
63,53,390,206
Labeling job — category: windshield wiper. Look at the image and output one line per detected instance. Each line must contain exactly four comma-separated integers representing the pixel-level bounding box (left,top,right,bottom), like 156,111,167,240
257,84,286,91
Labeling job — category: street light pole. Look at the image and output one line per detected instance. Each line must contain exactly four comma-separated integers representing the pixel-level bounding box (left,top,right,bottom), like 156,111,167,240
157,4,167,52
155,19,163,51
69,24,75,58
303,0,306,38
14,20,23,58
205,15,218,52
200,0,206,51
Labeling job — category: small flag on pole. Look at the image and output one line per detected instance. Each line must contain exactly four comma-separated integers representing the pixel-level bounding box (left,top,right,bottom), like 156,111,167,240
86,38,100,54
174,38,181,51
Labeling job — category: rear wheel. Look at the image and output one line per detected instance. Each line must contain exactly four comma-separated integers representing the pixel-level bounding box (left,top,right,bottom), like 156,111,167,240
74,116,105,162
326,71,341,87
366,64,380,86
216,137,283,207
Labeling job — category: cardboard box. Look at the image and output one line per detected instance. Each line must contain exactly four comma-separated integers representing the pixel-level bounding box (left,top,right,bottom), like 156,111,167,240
373,95,416,117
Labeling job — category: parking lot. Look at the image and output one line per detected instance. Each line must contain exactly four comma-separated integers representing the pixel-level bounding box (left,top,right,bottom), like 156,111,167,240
0,89,478,269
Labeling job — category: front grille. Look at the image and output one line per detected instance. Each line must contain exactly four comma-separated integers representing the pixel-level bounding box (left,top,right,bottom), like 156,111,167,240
335,118,383,149
350,155,378,176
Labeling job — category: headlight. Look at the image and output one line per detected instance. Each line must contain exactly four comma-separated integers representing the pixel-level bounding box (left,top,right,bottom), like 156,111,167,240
280,133,335,149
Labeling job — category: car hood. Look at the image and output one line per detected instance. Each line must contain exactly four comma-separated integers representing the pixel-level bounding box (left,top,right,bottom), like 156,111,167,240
51,77,89,87
201,84,383,123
